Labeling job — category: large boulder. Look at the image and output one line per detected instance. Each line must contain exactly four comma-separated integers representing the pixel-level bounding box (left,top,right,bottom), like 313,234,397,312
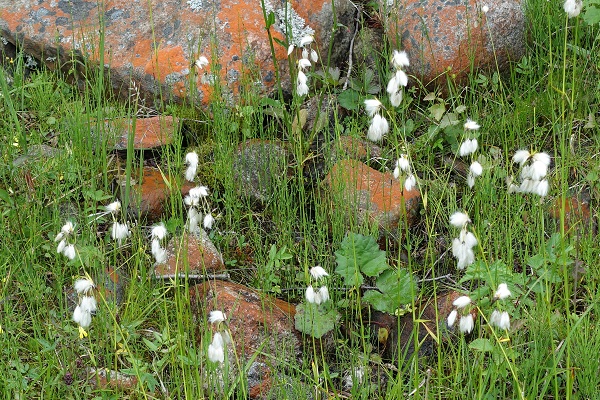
0,0,355,107
384,0,525,85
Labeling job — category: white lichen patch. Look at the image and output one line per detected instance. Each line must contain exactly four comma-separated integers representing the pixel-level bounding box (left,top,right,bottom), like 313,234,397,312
262,0,315,47
187,0,204,11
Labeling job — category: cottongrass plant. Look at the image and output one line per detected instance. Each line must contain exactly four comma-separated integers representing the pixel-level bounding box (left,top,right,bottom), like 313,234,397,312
490,283,512,330
508,150,551,196
184,185,215,233
387,50,409,107
72,277,97,338
447,295,475,334
207,310,231,363
55,220,76,260
364,98,388,142
100,200,131,244
457,119,483,188
288,35,316,97
150,223,168,265
305,265,330,305
563,0,582,17
364,49,409,142
450,211,478,270
393,153,418,191
185,151,199,182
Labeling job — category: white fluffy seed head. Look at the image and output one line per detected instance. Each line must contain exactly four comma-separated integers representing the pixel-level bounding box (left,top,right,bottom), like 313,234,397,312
310,266,329,280
404,174,417,192
297,58,311,71
459,313,474,333
464,119,480,130
512,150,531,166
317,286,330,303
79,296,97,313
151,223,168,240
74,278,95,295
447,309,458,328
449,211,471,228
61,220,75,235
389,90,403,107
391,50,410,70
299,35,314,47
453,295,472,309
203,213,215,229
367,114,389,142
364,99,383,117
470,161,483,177
185,151,199,166
208,332,225,363
208,310,226,324
111,222,130,241
564,0,582,17
63,244,76,260
73,306,92,328
189,186,209,198
195,56,209,69
494,283,511,300
396,155,411,173
458,139,478,157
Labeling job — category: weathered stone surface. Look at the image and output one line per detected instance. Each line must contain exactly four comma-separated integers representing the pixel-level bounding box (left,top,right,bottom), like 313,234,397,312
385,0,525,85
322,159,421,233
109,115,178,150
97,266,127,305
12,144,62,167
124,166,194,222
332,135,382,162
232,139,289,203
88,367,139,391
0,0,355,107
190,280,301,399
549,194,595,235
155,230,225,278
372,291,466,361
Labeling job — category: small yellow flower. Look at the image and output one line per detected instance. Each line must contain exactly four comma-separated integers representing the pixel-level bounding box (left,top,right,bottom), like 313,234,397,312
78,326,88,339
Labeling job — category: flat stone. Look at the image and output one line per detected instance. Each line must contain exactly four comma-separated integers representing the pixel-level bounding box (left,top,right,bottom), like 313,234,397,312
88,367,138,391
549,194,595,235
0,0,355,107
322,159,421,233
385,0,525,85
372,291,467,361
154,230,225,278
231,139,290,203
190,280,301,399
109,115,178,150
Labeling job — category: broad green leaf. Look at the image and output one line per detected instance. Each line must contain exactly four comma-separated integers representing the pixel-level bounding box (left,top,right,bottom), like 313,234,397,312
362,290,395,314
363,269,415,314
338,89,361,111
582,6,600,25
527,254,545,269
294,303,338,338
469,338,494,352
429,102,446,121
335,233,387,286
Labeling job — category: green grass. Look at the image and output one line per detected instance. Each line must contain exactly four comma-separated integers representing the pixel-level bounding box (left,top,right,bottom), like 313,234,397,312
1,0,600,398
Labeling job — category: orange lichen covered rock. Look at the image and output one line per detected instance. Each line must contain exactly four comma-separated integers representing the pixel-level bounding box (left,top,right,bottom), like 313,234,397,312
323,159,421,233
385,0,525,85
0,0,354,107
